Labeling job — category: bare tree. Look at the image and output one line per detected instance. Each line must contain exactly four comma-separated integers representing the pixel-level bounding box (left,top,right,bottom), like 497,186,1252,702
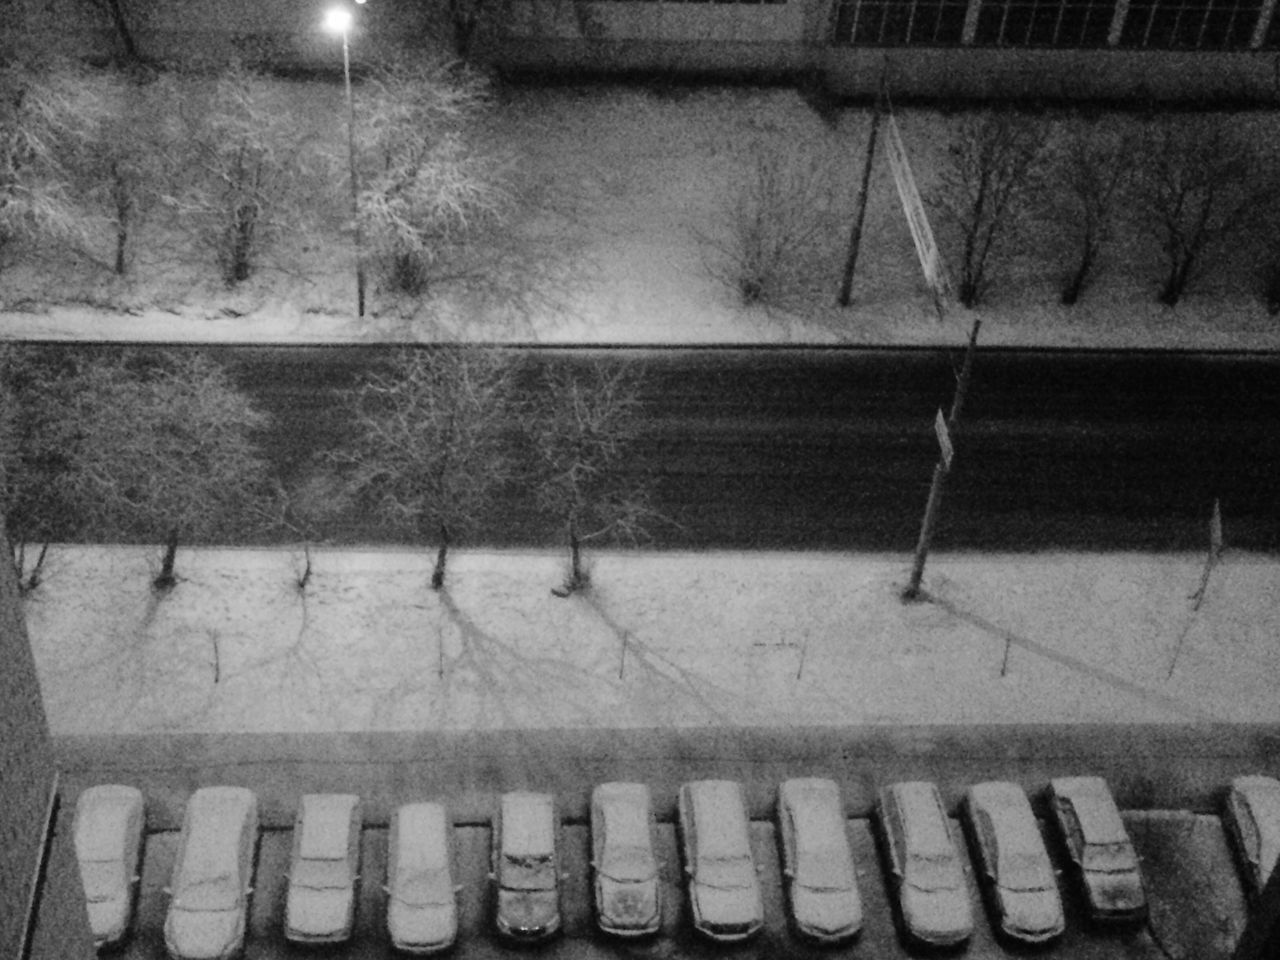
171,61,319,286
0,58,106,277
698,144,841,310
530,361,657,596
357,59,511,299
51,350,275,589
1046,117,1136,305
327,347,518,589
1137,115,1273,307
932,110,1048,308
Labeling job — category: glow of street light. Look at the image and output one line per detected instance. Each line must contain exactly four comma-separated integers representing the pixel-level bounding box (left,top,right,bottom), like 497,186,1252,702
323,7,353,33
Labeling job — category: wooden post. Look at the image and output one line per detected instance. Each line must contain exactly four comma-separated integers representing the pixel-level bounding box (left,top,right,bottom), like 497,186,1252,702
903,317,981,601
837,68,886,307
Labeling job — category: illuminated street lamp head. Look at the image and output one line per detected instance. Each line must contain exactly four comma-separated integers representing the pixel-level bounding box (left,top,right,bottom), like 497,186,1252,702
324,7,353,33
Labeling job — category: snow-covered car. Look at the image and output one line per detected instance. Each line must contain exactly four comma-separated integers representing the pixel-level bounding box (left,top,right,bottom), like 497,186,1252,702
285,794,362,944
385,802,458,954
677,779,763,942
963,781,1064,944
73,784,145,949
777,778,862,943
1224,775,1280,904
491,791,561,941
164,786,259,960
877,781,973,948
590,782,661,937
1047,776,1146,923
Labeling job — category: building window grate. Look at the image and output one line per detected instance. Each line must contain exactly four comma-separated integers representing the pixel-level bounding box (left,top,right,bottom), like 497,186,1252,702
833,0,969,44
1119,0,1263,48
973,0,1117,46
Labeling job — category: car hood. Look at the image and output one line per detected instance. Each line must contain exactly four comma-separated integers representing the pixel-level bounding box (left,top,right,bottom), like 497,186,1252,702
692,882,760,928
498,888,558,931
998,887,1065,941
287,886,353,937
1086,871,1146,915
792,887,862,938
165,908,242,960
902,885,972,944
86,896,127,944
599,877,659,929
388,899,457,949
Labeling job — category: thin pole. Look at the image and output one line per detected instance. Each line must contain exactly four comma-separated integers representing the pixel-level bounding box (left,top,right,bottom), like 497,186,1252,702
341,30,365,318
903,316,981,601
838,70,887,307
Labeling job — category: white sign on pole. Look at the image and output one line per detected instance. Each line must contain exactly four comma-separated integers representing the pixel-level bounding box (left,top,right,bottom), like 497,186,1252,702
934,408,954,470
885,112,952,305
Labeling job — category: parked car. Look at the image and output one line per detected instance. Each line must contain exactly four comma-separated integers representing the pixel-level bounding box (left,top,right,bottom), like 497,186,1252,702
590,782,661,936
1047,776,1147,922
285,794,362,944
73,784,145,949
877,781,973,947
164,786,259,960
491,791,561,941
777,778,862,943
677,779,763,942
1224,774,1280,903
963,781,1065,944
386,802,458,954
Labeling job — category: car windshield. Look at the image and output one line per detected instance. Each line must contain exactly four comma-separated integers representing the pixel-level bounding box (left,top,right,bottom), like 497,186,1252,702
999,851,1053,892
293,857,351,890
1083,842,1137,874
601,846,656,883
502,853,555,891
797,849,853,891
176,873,239,911
906,853,960,891
698,856,752,890
80,860,122,902
395,869,453,907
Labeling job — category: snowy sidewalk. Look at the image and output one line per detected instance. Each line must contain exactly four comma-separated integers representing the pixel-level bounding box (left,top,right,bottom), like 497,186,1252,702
23,545,1280,736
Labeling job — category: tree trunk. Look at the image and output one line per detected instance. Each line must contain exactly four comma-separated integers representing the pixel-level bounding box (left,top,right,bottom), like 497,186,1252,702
154,527,179,590
102,0,145,64
431,522,449,590
569,519,584,590
1061,240,1098,306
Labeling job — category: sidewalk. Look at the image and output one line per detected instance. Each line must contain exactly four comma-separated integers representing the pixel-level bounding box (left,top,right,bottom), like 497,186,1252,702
23,545,1280,736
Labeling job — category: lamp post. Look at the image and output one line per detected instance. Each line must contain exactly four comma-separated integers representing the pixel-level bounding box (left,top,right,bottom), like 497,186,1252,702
325,5,365,317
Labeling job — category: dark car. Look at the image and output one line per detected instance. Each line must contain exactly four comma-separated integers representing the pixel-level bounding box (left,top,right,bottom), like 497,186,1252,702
591,782,661,936
1223,775,1280,904
1047,776,1146,923
963,781,1064,944
491,791,561,941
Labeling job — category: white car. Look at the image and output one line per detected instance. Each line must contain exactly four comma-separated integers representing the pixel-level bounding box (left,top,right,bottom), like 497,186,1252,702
491,791,561,941
1047,776,1146,923
73,784,145,949
877,781,973,947
386,802,458,954
963,781,1064,944
777,778,862,943
1223,774,1280,904
164,786,259,960
677,780,763,942
590,782,661,936
285,794,362,944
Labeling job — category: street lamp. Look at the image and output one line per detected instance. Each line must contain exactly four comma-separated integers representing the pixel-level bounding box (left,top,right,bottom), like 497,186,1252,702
325,4,365,317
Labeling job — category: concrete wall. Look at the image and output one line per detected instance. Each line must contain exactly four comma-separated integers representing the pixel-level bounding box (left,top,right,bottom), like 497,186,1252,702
0,524,93,960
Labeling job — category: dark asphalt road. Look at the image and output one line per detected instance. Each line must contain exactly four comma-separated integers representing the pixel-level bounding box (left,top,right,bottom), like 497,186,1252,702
212,345,1280,551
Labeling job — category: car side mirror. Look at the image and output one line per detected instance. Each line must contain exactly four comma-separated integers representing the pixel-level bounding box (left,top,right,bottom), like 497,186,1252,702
454,884,464,893
683,865,692,876
783,868,794,878
382,885,391,894
487,872,496,881
163,887,172,896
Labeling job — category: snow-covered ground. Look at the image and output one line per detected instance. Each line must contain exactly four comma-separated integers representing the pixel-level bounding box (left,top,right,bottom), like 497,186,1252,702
23,545,1280,736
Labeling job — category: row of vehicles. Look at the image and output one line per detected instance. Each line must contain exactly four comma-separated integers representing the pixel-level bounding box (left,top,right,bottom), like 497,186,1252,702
72,774,1280,955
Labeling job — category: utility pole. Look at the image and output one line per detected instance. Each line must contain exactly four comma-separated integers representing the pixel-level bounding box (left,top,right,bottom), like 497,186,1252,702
903,316,981,601
838,68,887,307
